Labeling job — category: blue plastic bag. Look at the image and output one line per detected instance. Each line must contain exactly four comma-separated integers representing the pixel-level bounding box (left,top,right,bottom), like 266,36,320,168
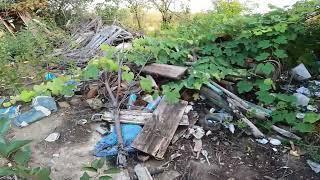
94,124,142,157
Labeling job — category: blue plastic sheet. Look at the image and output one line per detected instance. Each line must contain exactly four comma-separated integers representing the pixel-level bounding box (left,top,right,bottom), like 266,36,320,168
94,124,142,157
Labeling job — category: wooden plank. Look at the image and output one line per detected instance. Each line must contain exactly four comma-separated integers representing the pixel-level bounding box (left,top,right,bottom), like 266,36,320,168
142,64,188,80
134,164,153,180
102,110,189,126
132,98,188,159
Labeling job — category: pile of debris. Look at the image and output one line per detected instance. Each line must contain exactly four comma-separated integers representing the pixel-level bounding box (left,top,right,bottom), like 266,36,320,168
53,18,133,65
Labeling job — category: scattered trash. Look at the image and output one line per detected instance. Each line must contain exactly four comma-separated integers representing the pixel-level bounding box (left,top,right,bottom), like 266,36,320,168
76,119,88,125
296,113,305,119
206,130,212,136
144,96,162,112
95,126,108,135
45,72,57,81
185,105,193,114
291,63,311,81
272,148,278,152
142,95,153,103
307,160,320,173
229,123,235,134
307,105,318,112
256,138,269,145
13,96,57,127
95,124,142,157
127,94,137,109
189,126,205,139
193,139,202,152
296,87,311,96
293,93,310,107
201,150,210,165
269,138,281,146
45,132,60,142
53,154,60,157
0,106,20,119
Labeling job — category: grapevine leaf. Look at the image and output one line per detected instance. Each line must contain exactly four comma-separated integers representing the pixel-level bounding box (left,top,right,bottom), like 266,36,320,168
140,77,153,92
80,172,91,180
122,71,134,82
83,64,99,80
255,52,270,61
273,35,287,44
103,168,121,174
164,90,180,104
274,49,288,59
257,40,271,49
237,81,253,94
19,90,36,103
256,91,275,105
293,123,314,133
303,113,320,124
256,63,274,75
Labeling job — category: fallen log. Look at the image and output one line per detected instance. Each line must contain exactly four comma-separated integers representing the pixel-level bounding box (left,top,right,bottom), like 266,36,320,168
271,125,302,140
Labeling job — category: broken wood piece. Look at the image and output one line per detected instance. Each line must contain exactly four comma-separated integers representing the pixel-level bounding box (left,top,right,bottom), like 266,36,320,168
134,164,153,180
102,110,189,126
271,125,302,140
132,98,188,159
142,63,188,80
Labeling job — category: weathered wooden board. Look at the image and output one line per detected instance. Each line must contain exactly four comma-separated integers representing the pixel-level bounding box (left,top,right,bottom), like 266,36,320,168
102,110,189,126
142,63,188,80
134,164,153,180
132,98,188,159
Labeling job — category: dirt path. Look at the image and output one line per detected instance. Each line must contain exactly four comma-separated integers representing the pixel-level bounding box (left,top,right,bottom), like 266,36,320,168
8,107,101,179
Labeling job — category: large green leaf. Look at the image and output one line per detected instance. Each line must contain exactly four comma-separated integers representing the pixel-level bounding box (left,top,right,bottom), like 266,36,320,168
0,167,15,176
14,147,32,166
255,52,270,61
80,172,91,180
6,140,32,157
237,80,253,94
91,158,105,169
0,118,11,135
293,123,314,133
104,168,121,174
304,113,320,124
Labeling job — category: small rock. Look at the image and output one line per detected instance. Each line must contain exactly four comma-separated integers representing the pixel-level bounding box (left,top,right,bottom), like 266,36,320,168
45,132,60,142
58,101,70,108
86,98,104,110
269,138,281,146
69,96,83,106
256,138,268,145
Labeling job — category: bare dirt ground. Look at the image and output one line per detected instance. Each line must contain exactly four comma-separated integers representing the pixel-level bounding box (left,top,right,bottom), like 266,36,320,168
6,99,320,180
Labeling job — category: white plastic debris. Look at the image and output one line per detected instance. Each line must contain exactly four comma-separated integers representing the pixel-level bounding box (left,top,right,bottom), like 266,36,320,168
229,123,235,134
184,105,193,114
142,95,153,103
315,92,320,98
296,87,311,96
272,148,278,152
45,132,60,142
193,138,203,152
269,138,281,146
307,105,318,112
189,126,205,139
296,113,305,119
256,138,268,144
76,119,88,125
209,108,216,113
206,130,212,136
291,63,311,81
294,93,310,107
307,160,320,173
